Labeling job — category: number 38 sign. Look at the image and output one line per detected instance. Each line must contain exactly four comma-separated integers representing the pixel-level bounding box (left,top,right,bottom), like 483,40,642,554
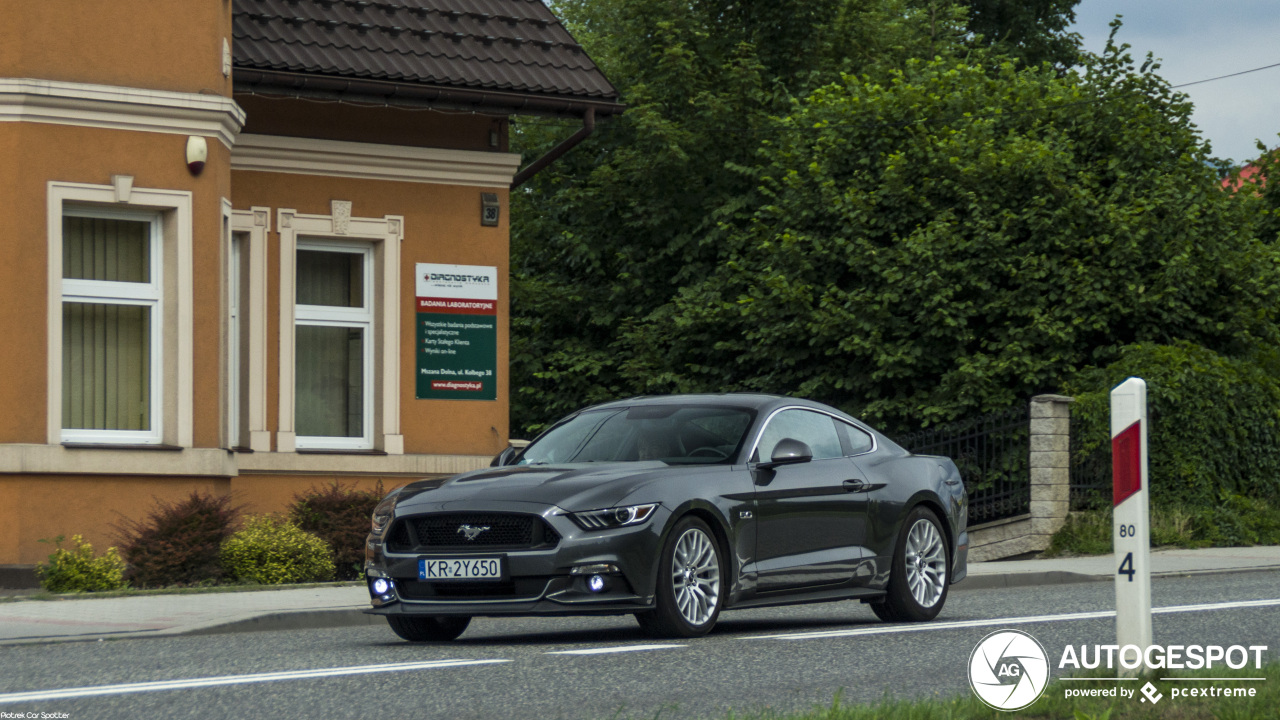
1111,377,1152,670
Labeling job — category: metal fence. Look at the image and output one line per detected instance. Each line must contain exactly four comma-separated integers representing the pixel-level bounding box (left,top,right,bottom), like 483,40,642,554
896,404,1031,526
1068,411,1109,511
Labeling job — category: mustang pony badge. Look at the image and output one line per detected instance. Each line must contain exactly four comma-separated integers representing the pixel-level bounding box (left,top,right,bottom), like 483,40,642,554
457,524,491,541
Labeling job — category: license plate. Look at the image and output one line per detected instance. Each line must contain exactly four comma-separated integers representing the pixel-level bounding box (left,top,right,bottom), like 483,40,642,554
418,556,504,581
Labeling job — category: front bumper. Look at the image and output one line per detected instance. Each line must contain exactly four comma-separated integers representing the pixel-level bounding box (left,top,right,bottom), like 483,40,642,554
363,501,667,617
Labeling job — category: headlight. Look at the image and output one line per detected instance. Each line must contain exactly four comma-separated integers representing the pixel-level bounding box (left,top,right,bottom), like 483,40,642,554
370,491,400,537
570,503,658,531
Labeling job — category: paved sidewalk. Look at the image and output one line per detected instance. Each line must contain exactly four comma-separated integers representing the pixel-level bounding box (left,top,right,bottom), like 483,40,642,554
1,546,1278,645
0,585,380,645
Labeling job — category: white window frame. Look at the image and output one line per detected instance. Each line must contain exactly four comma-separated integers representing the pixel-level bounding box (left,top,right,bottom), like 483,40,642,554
59,206,163,444
47,180,193,447
276,205,403,454
293,241,375,450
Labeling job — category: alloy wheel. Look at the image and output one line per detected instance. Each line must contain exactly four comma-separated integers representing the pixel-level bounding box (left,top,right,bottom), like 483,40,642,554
904,518,947,608
670,527,720,626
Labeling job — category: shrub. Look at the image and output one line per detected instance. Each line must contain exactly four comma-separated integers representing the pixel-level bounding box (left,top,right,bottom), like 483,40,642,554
289,482,383,581
116,492,238,588
36,535,128,593
220,515,335,585
1065,341,1280,509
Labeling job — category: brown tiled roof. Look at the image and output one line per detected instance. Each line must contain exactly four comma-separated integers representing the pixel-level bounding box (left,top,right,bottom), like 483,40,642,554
232,0,622,115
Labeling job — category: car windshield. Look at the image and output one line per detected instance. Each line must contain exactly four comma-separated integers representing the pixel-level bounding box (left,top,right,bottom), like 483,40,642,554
516,405,755,466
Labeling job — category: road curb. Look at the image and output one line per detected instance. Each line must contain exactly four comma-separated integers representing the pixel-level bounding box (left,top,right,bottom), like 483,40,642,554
184,608,385,636
957,571,1102,590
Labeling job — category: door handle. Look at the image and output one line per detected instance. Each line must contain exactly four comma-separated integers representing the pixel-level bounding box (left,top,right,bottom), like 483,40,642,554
842,479,868,492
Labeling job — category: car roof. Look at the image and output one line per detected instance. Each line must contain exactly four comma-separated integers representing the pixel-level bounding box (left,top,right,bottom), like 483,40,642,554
582,393,842,416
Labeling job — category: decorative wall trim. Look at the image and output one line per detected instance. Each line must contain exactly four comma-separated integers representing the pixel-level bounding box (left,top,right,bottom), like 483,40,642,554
0,445,487,478
237,452,490,477
230,207,272,452
0,445,237,477
231,133,521,188
0,78,245,148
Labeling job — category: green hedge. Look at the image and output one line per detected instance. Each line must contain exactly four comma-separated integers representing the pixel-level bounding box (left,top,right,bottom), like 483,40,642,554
1065,341,1280,509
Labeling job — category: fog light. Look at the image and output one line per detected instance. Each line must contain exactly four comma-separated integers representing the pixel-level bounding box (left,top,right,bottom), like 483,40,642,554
588,574,606,593
372,578,390,595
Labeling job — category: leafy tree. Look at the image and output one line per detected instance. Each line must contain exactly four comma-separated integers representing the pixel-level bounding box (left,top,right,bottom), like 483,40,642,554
511,0,968,432
960,0,1082,68
616,35,1280,430
510,6,1277,435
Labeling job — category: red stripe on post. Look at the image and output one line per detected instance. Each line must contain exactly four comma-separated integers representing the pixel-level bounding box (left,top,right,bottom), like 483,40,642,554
1112,421,1142,506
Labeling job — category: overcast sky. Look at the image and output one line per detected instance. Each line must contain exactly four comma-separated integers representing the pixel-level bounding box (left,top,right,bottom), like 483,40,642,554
1071,0,1280,164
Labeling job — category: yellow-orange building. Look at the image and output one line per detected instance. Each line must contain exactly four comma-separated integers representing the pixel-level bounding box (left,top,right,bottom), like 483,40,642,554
0,0,621,572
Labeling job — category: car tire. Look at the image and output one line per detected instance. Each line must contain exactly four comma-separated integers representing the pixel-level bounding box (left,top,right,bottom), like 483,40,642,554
386,615,471,642
871,506,949,623
635,516,724,638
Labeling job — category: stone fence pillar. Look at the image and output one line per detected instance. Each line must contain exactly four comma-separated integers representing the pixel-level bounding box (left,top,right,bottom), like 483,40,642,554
1029,394,1073,548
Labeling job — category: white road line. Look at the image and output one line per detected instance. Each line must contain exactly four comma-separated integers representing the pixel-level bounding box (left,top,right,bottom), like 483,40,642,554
0,658,510,704
741,597,1280,641
547,644,686,655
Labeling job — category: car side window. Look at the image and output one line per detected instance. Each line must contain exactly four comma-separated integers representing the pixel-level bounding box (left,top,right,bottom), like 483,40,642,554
755,409,843,462
837,421,874,455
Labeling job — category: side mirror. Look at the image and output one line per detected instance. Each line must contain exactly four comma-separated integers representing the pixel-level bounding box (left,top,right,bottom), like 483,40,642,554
759,438,813,469
490,446,520,467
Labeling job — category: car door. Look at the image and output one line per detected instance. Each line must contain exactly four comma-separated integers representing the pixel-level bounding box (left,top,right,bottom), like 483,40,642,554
752,408,870,591
835,419,889,587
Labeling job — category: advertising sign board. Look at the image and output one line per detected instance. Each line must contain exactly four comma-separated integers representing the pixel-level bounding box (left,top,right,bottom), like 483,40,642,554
415,263,498,401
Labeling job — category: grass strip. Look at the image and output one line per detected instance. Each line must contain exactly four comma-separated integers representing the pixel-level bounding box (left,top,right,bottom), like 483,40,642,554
719,662,1278,720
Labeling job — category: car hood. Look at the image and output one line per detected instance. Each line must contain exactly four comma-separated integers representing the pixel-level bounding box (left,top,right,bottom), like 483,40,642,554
393,462,727,513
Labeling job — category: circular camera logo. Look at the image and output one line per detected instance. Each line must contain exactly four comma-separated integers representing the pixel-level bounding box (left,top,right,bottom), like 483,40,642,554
968,630,1050,711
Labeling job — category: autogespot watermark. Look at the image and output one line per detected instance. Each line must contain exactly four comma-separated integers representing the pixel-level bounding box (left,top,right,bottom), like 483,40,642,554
968,630,1051,711
969,631,1270,711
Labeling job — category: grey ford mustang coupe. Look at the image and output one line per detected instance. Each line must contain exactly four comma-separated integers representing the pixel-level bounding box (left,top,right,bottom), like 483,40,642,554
364,394,968,640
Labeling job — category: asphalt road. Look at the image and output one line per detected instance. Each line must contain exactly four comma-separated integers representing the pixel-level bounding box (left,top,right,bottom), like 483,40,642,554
1,571,1278,720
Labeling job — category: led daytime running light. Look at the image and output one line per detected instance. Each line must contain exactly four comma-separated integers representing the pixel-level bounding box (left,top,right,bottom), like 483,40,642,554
571,503,657,530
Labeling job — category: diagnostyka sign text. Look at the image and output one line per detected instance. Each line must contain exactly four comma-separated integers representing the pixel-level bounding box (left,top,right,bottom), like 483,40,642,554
415,263,498,401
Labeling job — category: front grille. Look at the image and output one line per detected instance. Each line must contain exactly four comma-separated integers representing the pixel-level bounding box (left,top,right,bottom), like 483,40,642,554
395,577,549,601
386,512,560,553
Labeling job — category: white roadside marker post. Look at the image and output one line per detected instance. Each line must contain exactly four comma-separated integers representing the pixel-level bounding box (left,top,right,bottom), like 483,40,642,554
1111,377,1152,676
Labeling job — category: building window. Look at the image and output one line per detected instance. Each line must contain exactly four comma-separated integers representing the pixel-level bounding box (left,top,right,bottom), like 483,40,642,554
294,243,374,449
275,205,403,455
60,209,163,444
48,180,194,447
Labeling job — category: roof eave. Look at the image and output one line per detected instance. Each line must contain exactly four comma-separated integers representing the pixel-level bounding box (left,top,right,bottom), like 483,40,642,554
232,68,625,119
